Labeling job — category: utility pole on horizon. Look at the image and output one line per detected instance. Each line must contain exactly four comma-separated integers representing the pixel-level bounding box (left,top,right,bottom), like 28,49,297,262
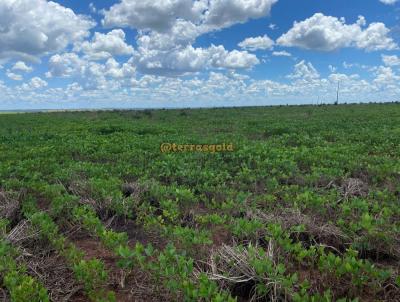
335,81,340,105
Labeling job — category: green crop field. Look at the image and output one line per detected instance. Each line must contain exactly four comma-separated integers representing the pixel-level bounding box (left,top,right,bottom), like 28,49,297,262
0,104,399,301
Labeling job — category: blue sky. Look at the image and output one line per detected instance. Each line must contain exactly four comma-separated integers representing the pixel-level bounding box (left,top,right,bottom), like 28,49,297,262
0,0,399,109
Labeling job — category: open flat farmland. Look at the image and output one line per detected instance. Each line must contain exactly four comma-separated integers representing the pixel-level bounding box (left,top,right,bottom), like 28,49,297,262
0,104,399,301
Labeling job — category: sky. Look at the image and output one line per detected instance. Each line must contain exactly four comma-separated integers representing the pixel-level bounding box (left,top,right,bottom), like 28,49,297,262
0,0,399,110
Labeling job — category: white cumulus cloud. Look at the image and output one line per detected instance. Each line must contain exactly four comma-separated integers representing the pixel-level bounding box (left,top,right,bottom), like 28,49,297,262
12,61,33,73
0,0,95,62
382,54,400,66
46,53,85,78
287,60,320,81
238,35,274,51
74,29,134,60
102,0,204,32
102,0,277,32
99,0,277,76
6,71,23,81
272,50,292,57
135,44,259,76
277,13,397,52
203,0,278,30
46,52,136,89
29,77,48,89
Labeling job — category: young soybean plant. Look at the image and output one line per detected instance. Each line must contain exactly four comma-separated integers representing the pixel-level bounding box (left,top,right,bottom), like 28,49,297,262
22,201,116,302
0,240,50,302
72,205,237,302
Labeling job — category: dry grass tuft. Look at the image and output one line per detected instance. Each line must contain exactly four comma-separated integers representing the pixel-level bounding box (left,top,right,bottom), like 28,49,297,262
339,178,369,200
7,223,82,302
196,242,285,302
21,251,81,302
247,208,349,252
6,220,39,245
0,190,20,221
78,197,112,215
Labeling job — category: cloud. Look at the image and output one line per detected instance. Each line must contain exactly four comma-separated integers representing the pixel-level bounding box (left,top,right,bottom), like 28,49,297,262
135,44,259,76
238,35,274,51
203,0,278,30
0,0,95,62
382,54,400,66
46,43,258,81
102,0,277,32
47,53,136,80
100,0,276,76
89,2,97,13
103,57,136,79
46,52,136,90
355,22,398,51
2,63,400,108
269,23,277,30
6,71,23,81
329,65,337,73
272,50,292,57
287,60,320,81
46,53,85,78
379,0,398,4
13,77,48,92
29,77,48,89
277,13,397,52
373,66,400,89
342,61,376,71
135,20,200,51
213,48,260,69
102,0,203,32
12,61,33,73
3,0,400,108
74,29,134,60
